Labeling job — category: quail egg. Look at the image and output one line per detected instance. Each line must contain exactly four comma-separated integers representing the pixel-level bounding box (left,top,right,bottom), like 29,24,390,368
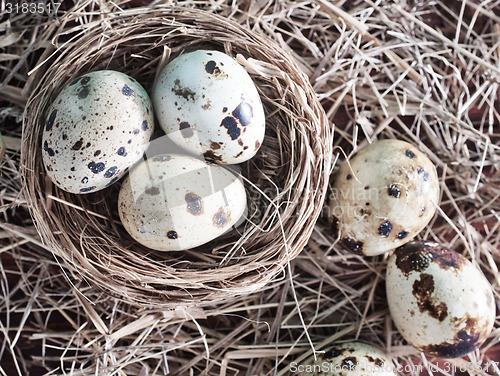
329,139,440,256
42,70,154,194
118,154,247,251
297,341,395,375
386,240,496,358
152,50,265,164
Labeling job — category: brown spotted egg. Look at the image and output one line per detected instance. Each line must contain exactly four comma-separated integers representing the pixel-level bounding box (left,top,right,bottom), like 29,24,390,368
152,50,265,164
329,139,439,256
42,70,154,194
118,154,247,251
386,240,496,358
297,342,395,376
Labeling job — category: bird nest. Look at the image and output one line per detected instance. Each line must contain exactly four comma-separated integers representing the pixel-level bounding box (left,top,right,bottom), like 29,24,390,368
21,7,331,309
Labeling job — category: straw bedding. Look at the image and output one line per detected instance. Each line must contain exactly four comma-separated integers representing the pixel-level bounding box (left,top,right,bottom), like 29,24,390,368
1,0,499,375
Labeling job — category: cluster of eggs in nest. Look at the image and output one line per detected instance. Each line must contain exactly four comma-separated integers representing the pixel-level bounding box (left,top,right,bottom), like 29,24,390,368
42,50,265,251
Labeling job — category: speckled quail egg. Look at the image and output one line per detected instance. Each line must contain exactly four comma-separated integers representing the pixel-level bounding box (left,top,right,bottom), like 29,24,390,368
297,342,395,376
42,70,154,194
152,50,265,164
329,139,439,256
386,240,496,358
118,154,247,251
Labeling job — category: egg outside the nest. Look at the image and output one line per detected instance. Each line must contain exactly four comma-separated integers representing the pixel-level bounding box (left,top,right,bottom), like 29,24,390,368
297,341,396,376
329,139,440,256
386,240,496,358
117,154,247,251
152,50,265,164
41,70,154,194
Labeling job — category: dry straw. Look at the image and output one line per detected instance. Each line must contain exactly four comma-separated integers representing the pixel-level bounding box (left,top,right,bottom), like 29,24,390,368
20,5,332,309
1,0,499,374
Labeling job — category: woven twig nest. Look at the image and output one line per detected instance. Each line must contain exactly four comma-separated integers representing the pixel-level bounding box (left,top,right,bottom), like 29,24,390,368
21,7,331,308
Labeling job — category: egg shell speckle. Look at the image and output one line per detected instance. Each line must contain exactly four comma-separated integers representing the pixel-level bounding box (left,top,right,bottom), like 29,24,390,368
329,139,440,256
42,70,154,194
152,50,265,164
297,342,396,376
118,154,247,251
386,240,496,358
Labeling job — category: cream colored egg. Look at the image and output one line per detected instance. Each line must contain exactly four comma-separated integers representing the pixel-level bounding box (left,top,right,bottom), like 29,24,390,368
297,342,395,376
329,139,439,256
42,70,154,194
152,50,265,164
386,240,496,358
118,154,247,251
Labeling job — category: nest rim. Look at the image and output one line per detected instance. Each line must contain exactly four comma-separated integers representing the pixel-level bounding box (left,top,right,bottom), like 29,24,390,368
21,6,332,309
